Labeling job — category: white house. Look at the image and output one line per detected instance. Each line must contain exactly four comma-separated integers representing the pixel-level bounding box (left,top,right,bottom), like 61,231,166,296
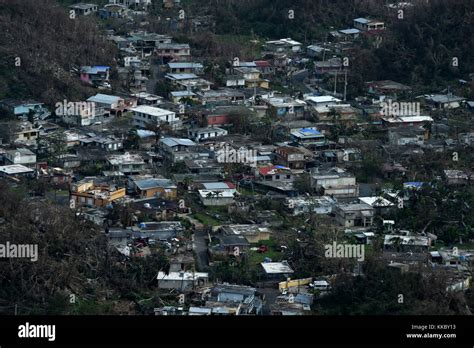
188,127,228,142
131,105,179,129
4,148,37,166
199,189,237,206
69,3,99,16
311,167,359,197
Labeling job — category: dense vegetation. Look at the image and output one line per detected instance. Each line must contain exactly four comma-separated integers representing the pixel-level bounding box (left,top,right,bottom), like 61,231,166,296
0,182,169,315
0,0,472,105
204,0,474,93
0,0,117,106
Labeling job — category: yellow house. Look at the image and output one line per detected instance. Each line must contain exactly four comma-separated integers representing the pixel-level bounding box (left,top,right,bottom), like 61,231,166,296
133,178,177,200
70,179,126,207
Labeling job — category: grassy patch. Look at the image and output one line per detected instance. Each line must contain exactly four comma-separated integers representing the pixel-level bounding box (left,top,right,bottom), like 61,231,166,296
193,213,221,227
246,239,282,266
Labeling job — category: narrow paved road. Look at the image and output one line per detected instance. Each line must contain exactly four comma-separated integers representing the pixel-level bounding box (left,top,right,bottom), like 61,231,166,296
178,214,209,271
193,228,209,272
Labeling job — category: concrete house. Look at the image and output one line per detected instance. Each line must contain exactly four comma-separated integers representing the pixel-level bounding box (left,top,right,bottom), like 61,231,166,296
80,66,110,86
221,224,272,244
11,122,40,145
384,233,431,253
265,96,306,118
69,3,98,16
311,167,359,197
70,179,126,208
131,105,179,129
275,147,306,169
157,271,208,291
334,202,375,227
87,94,125,117
167,62,204,75
132,221,183,241
257,165,294,182
188,127,228,142
199,187,237,206
185,159,222,176
4,148,36,166
388,127,425,146
425,94,466,109
291,128,326,147
264,38,302,54
129,177,177,199
158,137,197,163
106,153,146,175
261,261,294,280
0,100,51,121
353,18,386,32
155,43,191,61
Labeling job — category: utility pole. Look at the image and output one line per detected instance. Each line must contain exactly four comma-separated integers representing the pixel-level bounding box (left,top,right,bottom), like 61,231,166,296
343,70,348,101
333,70,338,95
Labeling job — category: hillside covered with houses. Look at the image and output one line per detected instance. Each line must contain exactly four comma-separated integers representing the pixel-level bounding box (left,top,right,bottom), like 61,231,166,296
0,0,473,319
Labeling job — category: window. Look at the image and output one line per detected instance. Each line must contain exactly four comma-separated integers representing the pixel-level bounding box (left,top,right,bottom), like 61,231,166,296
286,175,291,179
275,175,280,180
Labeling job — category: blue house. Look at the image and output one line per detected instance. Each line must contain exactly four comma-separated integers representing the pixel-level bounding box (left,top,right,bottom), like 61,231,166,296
0,100,51,120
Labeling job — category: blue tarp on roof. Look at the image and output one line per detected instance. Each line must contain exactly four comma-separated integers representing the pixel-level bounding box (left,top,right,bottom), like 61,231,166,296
404,182,424,189
300,128,321,135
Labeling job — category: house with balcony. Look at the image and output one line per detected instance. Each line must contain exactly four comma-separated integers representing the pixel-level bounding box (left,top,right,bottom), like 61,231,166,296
314,58,342,79
131,105,180,130
11,122,40,145
70,178,126,208
233,67,269,89
311,167,359,197
155,43,191,62
106,153,146,175
353,18,386,32
334,202,375,227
